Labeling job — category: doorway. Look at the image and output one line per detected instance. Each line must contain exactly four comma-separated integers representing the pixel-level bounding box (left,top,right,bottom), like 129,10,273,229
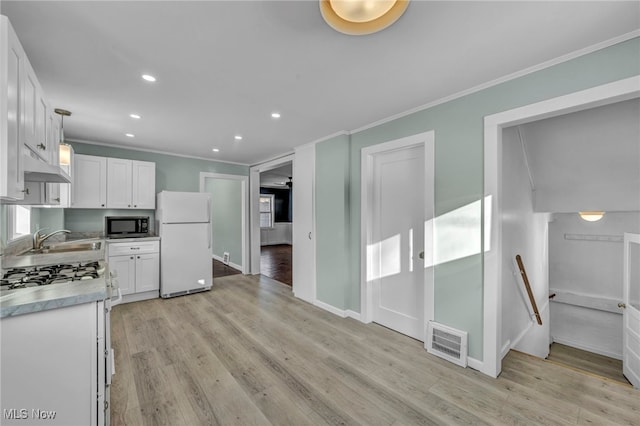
361,131,435,341
483,75,640,378
259,162,293,286
199,172,249,275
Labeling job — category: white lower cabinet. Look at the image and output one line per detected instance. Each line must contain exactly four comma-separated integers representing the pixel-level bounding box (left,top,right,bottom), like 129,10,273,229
108,240,160,302
0,301,110,426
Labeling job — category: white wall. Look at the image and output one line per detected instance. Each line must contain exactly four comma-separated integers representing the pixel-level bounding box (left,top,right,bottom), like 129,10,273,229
260,222,292,246
549,211,640,359
501,127,551,359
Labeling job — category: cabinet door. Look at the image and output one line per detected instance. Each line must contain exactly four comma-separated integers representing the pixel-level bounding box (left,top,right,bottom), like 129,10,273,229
0,18,25,200
48,110,60,167
106,158,132,208
131,160,156,209
21,60,38,154
135,253,160,293
72,154,107,208
109,255,136,296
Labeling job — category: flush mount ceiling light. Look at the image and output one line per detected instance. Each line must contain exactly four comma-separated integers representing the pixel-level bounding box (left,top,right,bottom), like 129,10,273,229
320,0,410,35
579,211,605,222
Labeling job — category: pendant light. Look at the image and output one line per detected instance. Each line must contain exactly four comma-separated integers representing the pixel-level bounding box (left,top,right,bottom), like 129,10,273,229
320,0,410,35
54,108,72,166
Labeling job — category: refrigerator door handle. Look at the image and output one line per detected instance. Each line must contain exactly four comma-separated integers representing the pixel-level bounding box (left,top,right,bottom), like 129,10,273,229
208,222,211,249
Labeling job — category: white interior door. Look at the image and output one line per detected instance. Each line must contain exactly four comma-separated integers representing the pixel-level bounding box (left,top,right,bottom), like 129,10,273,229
371,144,425,340
292,144,315,303
623,232,640,388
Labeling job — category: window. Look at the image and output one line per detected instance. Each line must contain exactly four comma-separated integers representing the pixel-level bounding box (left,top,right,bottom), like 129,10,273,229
8,205,31,241
259,194,275,228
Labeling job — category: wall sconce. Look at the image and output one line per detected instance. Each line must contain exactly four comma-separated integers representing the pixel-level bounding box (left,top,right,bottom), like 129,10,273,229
320,0,410,35
579,211,605,222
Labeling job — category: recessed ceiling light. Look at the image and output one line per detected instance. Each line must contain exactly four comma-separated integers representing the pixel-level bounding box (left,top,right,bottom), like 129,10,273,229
129,114,141,119
142,74,156,82
271,112,281,119
212,148,220,152
234,135,243,141
125,133,135,138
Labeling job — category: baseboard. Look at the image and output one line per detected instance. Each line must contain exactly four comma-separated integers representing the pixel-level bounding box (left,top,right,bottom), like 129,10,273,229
313,299,347,318
467,357,483,372
346,310,362,321
120,291,159,304
551,336,622,360
501,340,512,359
212,254,242,272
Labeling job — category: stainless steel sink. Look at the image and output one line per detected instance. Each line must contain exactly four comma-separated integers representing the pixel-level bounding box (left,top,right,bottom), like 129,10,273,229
20,241,102,256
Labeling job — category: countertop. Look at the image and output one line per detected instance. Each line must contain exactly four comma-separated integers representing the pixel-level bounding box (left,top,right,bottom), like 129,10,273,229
1,238,106,269
1,237,112,319
0,277,109,319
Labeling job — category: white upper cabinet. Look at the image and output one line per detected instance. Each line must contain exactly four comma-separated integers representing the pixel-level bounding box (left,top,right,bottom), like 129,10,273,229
72,154,107,208
106,158,133,208
22,58,51,162
107,159,155,209
131,160,156,209
0,16,25,200
73,155,155,209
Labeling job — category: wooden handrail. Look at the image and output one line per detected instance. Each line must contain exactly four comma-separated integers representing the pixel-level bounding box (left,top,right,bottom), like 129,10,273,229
515,255,542,325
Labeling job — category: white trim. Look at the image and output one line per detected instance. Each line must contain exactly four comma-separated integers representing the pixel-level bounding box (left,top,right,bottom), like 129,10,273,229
346,310,362,321
199,172,250,274
483,75,640,378
351,30,640,135
211,254,243,274
249,154,294,274
314,299,348,318
467,357,483,372
360,131,435,329
67,138,250,166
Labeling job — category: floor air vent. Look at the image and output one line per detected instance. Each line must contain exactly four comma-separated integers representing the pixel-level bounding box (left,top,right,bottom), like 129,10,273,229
425,321,468,367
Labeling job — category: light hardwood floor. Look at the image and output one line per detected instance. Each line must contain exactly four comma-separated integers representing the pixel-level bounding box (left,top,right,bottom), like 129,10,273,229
547,342,629,386
110,274,639,425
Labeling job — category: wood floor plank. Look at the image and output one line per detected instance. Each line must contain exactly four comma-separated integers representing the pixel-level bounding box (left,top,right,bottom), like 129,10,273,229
110,274,639,425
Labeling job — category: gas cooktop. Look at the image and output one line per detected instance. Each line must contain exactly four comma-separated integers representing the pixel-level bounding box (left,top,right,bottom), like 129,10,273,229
1,261,106,292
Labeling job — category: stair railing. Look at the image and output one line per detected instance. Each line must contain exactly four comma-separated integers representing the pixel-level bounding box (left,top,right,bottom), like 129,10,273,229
515,254,542,325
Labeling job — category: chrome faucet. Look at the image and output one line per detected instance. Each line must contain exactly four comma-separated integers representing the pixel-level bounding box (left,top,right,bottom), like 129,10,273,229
33,228,71,250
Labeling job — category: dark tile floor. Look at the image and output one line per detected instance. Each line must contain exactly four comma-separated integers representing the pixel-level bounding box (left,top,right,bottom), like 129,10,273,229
260,244,292,286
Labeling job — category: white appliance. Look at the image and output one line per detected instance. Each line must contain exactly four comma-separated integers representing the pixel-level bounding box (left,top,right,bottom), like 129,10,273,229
156,191,212,297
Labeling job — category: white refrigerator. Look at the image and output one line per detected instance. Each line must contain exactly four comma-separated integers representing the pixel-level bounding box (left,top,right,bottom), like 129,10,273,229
156,191,212,298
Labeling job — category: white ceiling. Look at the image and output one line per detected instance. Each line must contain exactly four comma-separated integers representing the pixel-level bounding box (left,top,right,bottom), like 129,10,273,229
2,1,639,165
517,98,640,212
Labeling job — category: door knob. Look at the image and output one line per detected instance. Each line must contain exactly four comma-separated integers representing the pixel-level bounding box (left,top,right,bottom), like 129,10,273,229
618,303,626,309
419,251,425,259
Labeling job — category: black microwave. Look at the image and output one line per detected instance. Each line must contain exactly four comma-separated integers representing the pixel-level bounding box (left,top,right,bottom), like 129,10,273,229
105,216,149,238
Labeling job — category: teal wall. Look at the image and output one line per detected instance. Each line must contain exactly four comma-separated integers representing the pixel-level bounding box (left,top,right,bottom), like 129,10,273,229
315,134,351,309
60,142,249,234
70,142,249,192
314,37,640,360
204,178,243,267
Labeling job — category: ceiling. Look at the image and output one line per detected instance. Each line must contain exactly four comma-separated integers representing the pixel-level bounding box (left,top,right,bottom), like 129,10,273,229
514,98,640,212
2,1,638,165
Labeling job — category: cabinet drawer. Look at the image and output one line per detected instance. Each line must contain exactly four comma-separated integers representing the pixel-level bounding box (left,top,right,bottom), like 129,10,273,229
108,240,159,256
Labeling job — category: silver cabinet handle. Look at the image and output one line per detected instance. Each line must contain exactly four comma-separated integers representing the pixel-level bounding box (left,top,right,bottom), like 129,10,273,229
37,143,46,150
308,232,312,240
